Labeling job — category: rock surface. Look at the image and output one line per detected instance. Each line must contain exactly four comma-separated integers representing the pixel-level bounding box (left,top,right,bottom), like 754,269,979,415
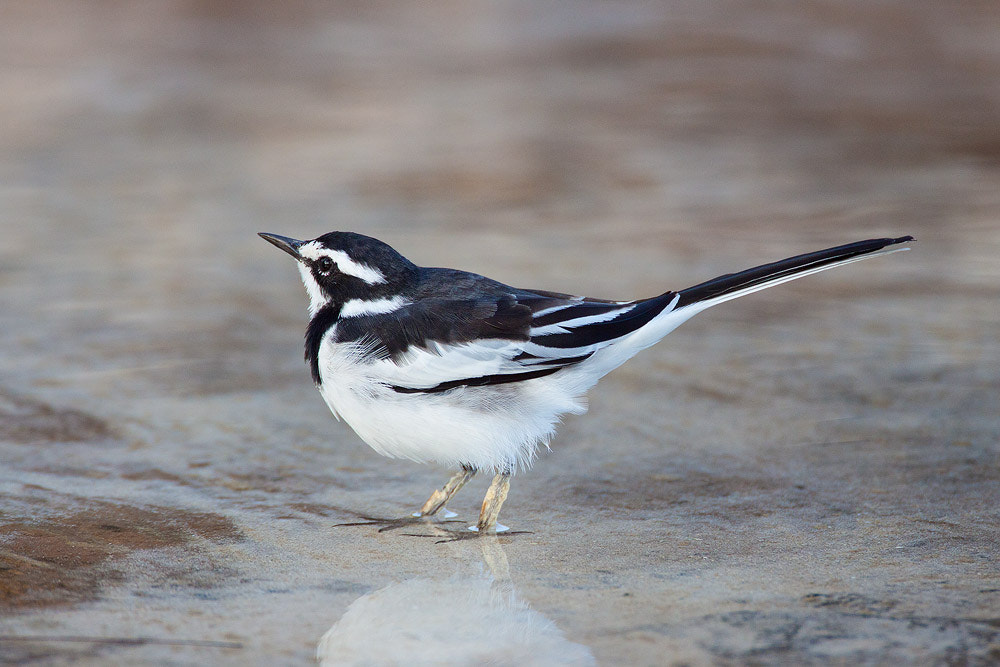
1,2,998,664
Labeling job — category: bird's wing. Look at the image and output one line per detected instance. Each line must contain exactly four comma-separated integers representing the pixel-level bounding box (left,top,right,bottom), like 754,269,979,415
343,291,680,393
335,295,535,392
515,291,679,365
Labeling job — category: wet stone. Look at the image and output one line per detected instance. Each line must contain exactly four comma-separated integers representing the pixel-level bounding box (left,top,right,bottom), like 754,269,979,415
0,502,241,611
1,1,999,664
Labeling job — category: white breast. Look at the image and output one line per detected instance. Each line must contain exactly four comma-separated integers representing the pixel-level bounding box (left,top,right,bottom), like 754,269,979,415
314,330,587,472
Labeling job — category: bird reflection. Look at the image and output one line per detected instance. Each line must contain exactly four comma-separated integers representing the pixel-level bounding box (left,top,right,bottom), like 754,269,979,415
317,537,595,665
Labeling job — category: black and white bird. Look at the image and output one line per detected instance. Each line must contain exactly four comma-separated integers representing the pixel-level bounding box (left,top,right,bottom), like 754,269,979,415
259,231,913,533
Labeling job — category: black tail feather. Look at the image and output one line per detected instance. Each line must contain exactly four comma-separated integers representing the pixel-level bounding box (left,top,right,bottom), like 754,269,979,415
675,236,914,309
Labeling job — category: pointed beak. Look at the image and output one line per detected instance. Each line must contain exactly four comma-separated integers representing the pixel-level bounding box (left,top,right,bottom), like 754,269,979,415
258,232,304,260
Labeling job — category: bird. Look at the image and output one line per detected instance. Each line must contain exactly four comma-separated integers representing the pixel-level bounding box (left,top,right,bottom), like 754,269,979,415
259,231,913,534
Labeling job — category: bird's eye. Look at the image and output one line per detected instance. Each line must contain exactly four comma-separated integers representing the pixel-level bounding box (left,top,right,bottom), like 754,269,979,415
317,257,335,274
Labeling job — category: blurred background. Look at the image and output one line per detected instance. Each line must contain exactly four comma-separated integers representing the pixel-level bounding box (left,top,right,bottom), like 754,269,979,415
1,2,998,664
3,0,997,434
2,0,997,392
3,1,998,284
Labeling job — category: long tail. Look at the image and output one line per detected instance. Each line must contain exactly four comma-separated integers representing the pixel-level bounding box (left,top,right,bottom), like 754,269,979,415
599,236,914,360
674,236,914,310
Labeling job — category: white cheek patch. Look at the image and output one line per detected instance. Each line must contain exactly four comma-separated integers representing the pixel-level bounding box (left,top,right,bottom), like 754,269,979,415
299,242,387,285
340,296,411,318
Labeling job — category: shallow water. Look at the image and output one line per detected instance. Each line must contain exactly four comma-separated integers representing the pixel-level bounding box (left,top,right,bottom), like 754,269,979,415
2,2,999,664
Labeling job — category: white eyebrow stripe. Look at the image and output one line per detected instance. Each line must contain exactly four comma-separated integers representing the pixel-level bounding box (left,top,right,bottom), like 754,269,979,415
297,241,325,259
299,243,387,285
327,250,387,284
340,296,411,318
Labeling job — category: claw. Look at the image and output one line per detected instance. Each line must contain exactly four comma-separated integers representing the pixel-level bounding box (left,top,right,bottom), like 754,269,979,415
334,515,462,533
468,522,509,533
432,529,532,544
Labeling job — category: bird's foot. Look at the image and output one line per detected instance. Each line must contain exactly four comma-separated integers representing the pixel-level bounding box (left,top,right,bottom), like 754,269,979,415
424,525,532,543
468,522,509,533
333,511,462,533
396,521,530,543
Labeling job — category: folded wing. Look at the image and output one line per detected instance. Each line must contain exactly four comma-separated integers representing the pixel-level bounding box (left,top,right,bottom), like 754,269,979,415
349,291,679,393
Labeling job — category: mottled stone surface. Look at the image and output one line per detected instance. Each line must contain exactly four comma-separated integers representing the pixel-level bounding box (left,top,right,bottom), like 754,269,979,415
1,2,998,664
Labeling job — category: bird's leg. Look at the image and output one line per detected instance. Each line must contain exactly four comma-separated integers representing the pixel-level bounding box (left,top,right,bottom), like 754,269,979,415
334,466,475,532
403,468,531,541
475,470,511,533
416,465,477,518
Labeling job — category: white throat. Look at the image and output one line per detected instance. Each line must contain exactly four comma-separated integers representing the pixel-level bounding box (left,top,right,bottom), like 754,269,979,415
297,262,327,317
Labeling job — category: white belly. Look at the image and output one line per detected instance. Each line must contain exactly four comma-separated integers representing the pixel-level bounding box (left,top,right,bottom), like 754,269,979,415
315,336,586,472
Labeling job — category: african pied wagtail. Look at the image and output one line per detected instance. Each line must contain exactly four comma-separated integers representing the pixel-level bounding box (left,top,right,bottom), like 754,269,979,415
259,231,913,533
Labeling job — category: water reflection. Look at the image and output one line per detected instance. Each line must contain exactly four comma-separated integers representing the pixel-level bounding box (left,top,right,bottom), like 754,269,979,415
317,537,595,665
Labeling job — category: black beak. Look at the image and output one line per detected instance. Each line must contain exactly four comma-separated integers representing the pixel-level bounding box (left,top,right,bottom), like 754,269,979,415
258,233,304,259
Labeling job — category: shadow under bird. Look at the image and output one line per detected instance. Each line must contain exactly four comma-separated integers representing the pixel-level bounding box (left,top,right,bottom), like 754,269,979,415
259,231,913,534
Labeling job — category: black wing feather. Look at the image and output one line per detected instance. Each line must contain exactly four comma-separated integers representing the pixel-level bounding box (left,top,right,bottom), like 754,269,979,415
335,297,532,360
528,293,677,349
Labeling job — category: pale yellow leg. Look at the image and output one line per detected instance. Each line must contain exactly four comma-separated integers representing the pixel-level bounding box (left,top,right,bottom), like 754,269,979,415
417,466,476,517
476,472,511,533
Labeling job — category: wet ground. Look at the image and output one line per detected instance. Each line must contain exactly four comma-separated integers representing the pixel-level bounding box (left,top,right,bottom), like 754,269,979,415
2,1,999,664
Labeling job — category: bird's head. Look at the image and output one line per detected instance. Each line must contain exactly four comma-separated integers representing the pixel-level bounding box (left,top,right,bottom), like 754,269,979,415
259,231,417,316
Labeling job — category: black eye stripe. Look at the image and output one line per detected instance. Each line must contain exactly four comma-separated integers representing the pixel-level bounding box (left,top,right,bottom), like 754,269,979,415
316,257,335,274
